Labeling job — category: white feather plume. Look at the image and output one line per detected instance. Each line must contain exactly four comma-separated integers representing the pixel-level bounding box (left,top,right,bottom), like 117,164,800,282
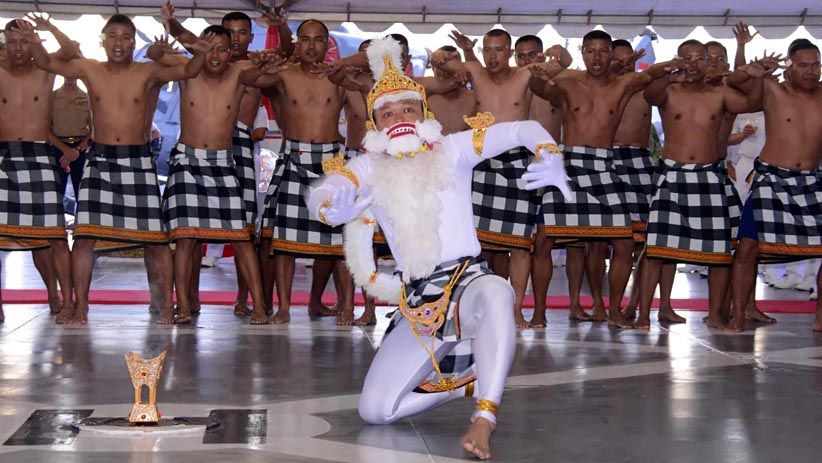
366,37,403,82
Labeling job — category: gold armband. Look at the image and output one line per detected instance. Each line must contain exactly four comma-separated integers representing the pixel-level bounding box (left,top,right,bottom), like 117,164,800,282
475,399,499,416
534,142,562,161
463,112,496,156
361,217,377,226
317,198,332,226
368,271,378,284
322,152,360,189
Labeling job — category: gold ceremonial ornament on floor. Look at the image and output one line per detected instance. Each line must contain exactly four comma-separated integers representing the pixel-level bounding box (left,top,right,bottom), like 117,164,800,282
125,350,168,423
464,112,496,156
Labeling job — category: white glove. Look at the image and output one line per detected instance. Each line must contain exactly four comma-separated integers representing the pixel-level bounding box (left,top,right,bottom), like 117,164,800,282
522,154,573,202
318,187,374,226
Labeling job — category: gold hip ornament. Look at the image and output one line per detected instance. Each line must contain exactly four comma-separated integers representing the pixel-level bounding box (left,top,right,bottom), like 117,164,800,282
125,350,168,423
399,260,470,391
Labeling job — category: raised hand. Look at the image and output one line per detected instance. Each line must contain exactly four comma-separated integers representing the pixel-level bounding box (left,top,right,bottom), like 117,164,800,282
733,21,758,45
25,11,53,30
183,32,217,53
430,49,459,68
13,19,42,44
151,34,181,55
310,60,344,76
161,0,176,26
257,1,288,27
448,30,477,52
320,187,374,225
260,53,289,74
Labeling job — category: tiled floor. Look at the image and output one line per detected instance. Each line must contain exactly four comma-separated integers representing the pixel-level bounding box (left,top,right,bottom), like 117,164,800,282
0,251,819,462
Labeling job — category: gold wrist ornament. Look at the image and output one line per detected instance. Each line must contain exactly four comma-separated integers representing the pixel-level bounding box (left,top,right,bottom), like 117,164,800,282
464,112,496,156
317,198,332,226
322,151,360,189
534,142,562,161
475,399,499,416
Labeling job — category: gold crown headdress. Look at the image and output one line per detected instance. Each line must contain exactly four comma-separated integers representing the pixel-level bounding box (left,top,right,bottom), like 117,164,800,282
365,37,435,131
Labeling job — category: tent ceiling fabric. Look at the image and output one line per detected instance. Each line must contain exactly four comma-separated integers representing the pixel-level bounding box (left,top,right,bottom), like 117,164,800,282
1,1,821,38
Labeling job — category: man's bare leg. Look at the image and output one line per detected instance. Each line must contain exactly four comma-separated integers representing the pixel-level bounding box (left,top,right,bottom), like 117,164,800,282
32,247,60,313
744,275,775,323
173,239,197,324
233,241,271,324
234,250,251,317
567,246,594,321
188,242,202,315
143,251,163,314
586,242,608,321
510,249,534,327
529,227,552,328
607,239,635,329
272,253,295,323
47,239,73,315
309,258,337,319
622,253,644,320
1,257,4,323
636,256,663,329
729,238,759,332
657,262,685,323
813,263,822,332
144,244,174,324
64,238,96,325
708,265,733,330
335,260,357,326
258,237,276,316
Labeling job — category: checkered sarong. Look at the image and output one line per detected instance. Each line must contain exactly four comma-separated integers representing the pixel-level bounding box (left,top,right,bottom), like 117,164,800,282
472,146,539,250
743,159,822,261
233,122,257,235
162,143,249,242
0,141,66,250
612,145,655,224
261,139,344,256
385,256,494,393
645,158,741,264
541,146,632,239
74,143,168,250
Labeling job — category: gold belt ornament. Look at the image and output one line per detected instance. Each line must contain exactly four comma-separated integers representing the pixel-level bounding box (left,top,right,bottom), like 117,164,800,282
399,260,470,391
463,112,496,156
321,151,360,189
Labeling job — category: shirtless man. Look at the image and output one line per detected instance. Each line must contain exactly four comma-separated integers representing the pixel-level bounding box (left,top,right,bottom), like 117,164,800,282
427,45,477,135
729,39,822,332
529,30,672,329
640,40,759,330
162,1,293,318
27,14,211,324
0,14,78,322
513,34,568,327
432,29,570,328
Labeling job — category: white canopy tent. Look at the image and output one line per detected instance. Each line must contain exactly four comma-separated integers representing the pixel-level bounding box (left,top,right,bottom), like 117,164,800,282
1,1,821,38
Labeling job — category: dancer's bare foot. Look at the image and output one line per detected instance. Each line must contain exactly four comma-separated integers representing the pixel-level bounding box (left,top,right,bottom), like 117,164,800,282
337,309,355,326
705,313,732,331
461,417,495,460
147,305,160,314
353,309,377,326
728,316,745,333
250,309,272,325
529,311,547,328
69,305,88,325
56,302,76,325
568,307,593,322
591,308,609,322
633,316,651,330
264,305,274,318
814,316,822,332
746,307,776,324
0,306,4,323
514,311,530,329
608,311,634,329
658,307,686,323
156,305,175,325
621,305,638,321
234,302,251,318
309,303,338,320
271,309,290,324
190,301,201,316
174,307,193,325
48,296,62,315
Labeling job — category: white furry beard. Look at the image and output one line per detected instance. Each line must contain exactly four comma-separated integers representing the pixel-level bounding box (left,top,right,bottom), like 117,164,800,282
368,141,455,280
363,118,444,158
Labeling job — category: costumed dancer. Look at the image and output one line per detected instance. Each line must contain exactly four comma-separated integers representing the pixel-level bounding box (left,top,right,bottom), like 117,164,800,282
305,38,571,460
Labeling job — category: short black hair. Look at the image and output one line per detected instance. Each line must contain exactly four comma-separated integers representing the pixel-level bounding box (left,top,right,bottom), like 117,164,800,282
4,19,20,32
484,29,512,48
297,19,329,38
221,11,252,29
103,14,136,35
387,33,409,48
515,35,543,50
582,30,612,47
789,38,820,58
704,41,728,58
678,39,706,55
203,25,232,42
612,39,632,51
438,45,458,53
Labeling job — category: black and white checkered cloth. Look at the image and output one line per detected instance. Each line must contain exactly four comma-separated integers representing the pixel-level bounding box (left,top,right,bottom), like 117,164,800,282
745,159,822,260
612,145,655,223
645,158,741,264
541,145,633,239
0,141,66,250
74,143,168,250
233,122,257,235
162,143,249,242
472,146,540,250
260,139,344,256
385,256,493,393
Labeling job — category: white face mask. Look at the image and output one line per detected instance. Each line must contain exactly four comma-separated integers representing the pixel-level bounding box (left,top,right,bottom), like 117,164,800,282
363,119,445,158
